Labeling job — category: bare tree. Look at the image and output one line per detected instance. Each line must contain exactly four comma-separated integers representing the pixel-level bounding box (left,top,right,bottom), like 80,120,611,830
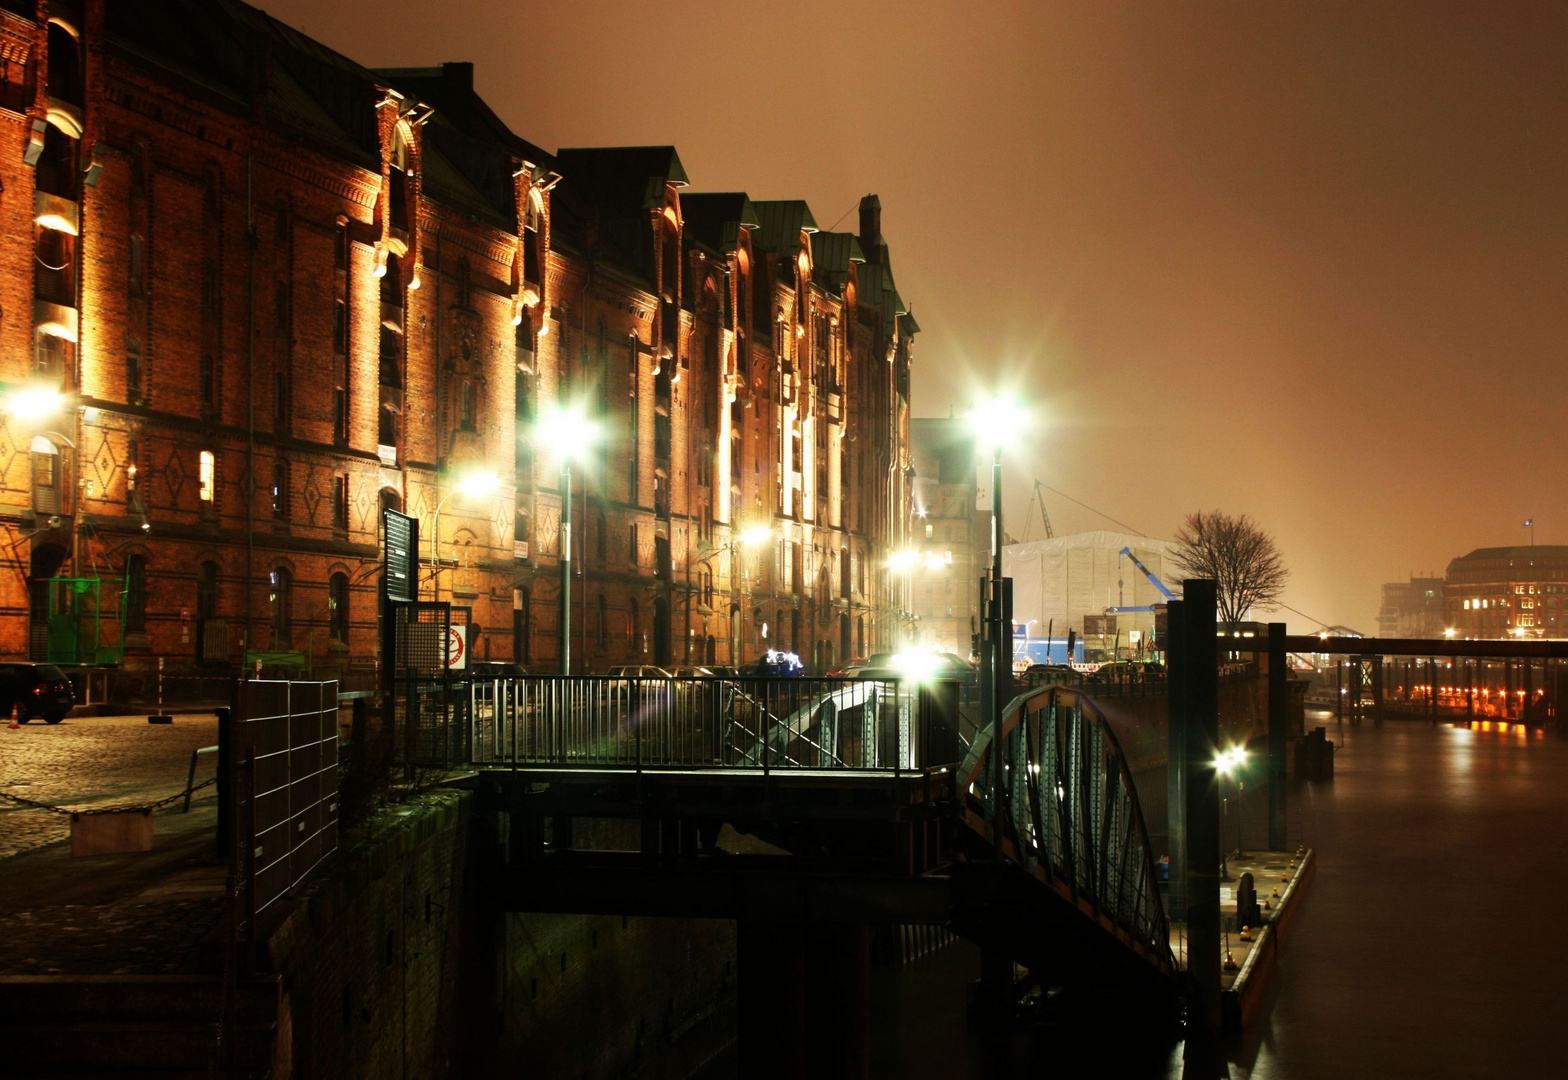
1171,510,1289,627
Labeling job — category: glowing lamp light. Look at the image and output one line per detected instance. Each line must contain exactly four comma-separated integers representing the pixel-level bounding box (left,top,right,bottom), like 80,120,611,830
4,385,66,422
887,549,919,572
1215,745,1247,776
890,650,940,684
534,402,600,463
737,525,772,547
964,395,1027,453
455,470,501,500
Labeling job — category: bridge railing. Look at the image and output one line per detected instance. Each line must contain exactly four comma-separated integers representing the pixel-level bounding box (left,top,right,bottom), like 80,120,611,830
960,684,1174,969
405,674,963,773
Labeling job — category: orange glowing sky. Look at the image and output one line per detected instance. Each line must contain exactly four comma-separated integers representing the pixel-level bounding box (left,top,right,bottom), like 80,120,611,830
262,0,1568,632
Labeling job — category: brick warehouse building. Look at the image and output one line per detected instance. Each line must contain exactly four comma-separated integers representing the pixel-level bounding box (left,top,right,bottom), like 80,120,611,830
0,0,916,672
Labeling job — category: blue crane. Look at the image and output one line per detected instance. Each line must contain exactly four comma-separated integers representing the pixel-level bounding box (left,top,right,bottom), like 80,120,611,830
1104,547,1178,614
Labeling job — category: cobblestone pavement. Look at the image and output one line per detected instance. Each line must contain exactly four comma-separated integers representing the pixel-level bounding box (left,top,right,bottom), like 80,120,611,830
0,713,221,859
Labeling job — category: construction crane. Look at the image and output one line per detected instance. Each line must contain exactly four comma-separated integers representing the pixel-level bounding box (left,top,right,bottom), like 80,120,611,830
1023,479,1055,542
1106,546,1178,614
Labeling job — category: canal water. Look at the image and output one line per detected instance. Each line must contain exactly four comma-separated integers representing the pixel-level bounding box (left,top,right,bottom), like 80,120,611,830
867,712,1568,1078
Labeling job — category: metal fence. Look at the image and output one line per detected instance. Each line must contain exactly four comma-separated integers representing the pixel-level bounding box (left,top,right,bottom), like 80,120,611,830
960,684,1173,968
406,675,967,774
235,680,340,914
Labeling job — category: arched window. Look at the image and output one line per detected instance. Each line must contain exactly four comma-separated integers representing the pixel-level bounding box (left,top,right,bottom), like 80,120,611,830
328,572,350,645
459,380,474,431
270,567,292,645
125,555,147,632
597,594,608,647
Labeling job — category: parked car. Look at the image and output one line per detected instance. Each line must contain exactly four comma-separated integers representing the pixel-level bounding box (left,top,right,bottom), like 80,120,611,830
667,664,718,679
468,661,527,677
0,663,74,723
605,664,673,680
826,657,868,677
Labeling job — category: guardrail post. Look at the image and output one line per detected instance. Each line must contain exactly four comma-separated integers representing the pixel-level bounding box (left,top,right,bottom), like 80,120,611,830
1180,578,1221,1038
1268,623,1288,851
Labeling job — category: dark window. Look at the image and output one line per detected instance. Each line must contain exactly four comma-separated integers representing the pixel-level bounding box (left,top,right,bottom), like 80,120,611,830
126,337,142,403
270,568,291,644
125,555,147,632
273,371,288,433
197,561,219,622
202,259,218,314
333,299,347,354
130,234,145,296
328,573,349,644
333,476,350,530
333,389,348,445
460,381,474,431
597,594,608,646
274,280,288,331
201,354,215,409
271,462,288,520
379,405,397,449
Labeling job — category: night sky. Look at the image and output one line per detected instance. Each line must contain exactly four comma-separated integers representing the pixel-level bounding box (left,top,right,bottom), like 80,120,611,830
261,0,1568,633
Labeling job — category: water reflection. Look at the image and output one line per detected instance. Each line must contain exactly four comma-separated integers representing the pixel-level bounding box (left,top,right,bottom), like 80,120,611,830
865,715,1568,1079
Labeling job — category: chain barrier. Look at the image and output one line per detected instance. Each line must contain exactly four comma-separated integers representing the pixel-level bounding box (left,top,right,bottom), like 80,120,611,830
0,777,217,816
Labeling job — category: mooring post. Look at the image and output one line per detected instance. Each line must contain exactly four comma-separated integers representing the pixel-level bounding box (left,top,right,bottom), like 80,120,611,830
1267,623,1287,851
1166,599,1187,922
1182,578,1221,1037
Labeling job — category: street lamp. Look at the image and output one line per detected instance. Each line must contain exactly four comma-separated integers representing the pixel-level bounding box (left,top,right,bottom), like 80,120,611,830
534,402,600,675
430,468,501,596
1215,745,1248,877
965,394,1026,850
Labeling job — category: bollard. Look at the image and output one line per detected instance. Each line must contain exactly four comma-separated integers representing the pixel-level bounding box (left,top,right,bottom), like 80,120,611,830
148,657,173,724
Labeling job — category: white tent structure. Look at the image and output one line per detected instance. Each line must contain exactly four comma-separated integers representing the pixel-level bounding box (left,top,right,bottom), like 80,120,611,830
1002,531,1183,655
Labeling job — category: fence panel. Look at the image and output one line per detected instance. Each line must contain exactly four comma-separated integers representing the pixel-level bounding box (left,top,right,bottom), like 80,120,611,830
236,679,339,913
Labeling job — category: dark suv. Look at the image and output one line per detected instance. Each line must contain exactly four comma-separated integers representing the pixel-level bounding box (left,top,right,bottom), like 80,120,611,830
0,663,74,723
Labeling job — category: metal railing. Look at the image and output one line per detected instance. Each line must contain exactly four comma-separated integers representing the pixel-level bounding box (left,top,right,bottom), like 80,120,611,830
406,674,957,773
959,684,1174,970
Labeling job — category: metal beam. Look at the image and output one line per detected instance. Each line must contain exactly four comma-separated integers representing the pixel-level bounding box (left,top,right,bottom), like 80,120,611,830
1231,634,1568,660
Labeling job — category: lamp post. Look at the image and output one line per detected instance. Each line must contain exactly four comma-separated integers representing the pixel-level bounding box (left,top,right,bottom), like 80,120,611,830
429,469,501,598
1216,745,1247,878
965,395,1025,850
535,402,600,675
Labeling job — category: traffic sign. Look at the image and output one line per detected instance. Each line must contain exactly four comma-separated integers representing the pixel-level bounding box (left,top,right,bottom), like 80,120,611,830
446,625,469,670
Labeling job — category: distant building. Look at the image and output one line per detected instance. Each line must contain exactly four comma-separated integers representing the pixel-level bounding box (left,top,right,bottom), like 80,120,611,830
1444,547,1568,639
909,418,987,658
1376,576,1444,637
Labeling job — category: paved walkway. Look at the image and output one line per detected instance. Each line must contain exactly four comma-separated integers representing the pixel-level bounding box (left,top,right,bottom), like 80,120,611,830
0,712,221,858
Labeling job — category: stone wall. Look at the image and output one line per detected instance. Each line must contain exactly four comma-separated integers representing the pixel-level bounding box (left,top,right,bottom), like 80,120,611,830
267,789,735,1080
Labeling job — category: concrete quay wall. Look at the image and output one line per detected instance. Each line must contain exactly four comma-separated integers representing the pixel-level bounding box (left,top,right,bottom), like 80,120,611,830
266,790,734,1080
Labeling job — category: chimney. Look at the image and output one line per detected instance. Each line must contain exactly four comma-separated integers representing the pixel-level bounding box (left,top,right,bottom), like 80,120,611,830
858,194,881,250
441,62,474,95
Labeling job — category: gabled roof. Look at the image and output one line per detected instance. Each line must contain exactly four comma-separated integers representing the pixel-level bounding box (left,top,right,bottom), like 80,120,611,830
680,193,760,254
375,63,555,173
551,146,689,283
751,201,819,268
809,231,865,292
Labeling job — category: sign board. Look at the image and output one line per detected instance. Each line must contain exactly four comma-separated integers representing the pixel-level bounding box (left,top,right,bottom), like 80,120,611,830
383,509,418,603
1128,630,1142,644
445,624,469,670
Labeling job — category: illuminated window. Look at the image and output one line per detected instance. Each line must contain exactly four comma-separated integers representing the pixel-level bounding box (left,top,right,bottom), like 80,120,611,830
199,450,215,502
